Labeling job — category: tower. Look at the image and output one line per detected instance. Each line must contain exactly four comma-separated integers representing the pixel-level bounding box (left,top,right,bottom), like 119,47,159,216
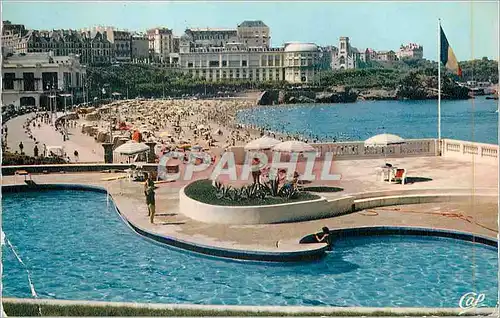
338,37,350,69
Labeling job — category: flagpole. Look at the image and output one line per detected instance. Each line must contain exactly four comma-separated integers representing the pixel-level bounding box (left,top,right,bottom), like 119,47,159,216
437,18,441,142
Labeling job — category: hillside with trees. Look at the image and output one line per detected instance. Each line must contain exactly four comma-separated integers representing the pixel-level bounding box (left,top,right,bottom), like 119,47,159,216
85,64,287,99
459,57,498,83
84,57,495,102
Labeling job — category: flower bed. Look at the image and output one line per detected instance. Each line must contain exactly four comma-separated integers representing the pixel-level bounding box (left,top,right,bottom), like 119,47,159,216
184,179,320,206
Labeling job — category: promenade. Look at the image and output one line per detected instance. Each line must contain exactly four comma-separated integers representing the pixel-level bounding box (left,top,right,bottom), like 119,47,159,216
5,113,104,162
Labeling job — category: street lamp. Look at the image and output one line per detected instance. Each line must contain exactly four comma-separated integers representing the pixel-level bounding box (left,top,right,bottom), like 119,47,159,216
60,93,72,141
112,92,122,125
47,83,57,125
60,93,72,116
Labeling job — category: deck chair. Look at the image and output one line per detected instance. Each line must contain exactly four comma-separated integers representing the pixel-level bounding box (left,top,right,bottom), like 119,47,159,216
392,168,407,185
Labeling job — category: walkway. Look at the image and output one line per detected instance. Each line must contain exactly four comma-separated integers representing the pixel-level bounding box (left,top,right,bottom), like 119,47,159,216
5,113,103,162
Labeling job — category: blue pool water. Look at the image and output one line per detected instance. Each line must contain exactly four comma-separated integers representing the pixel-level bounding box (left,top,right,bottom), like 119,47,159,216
237,97,499,144
2,190,498,307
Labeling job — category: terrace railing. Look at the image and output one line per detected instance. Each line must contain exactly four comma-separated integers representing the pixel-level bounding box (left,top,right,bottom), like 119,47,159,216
441,139,498,162
311,139,438,160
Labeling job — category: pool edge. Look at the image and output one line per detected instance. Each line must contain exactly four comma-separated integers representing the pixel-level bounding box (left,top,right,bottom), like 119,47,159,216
2,297,497,315
2,184,497,264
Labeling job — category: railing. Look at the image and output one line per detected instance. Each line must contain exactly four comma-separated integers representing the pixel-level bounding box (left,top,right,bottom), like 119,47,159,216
441,139,498,162
229,139,438,165
311,139,437,160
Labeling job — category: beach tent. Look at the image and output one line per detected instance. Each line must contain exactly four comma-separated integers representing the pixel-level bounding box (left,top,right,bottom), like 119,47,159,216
272,140,315,153
244,136,281,151
132,130,142,142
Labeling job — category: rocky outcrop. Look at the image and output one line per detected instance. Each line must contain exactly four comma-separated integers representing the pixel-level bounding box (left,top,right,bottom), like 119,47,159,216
358,89,398,101
315,89,358,103
256,91,272,105
287,95,316,104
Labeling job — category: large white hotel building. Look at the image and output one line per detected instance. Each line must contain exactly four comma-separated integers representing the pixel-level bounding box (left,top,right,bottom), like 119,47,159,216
180,42,323,84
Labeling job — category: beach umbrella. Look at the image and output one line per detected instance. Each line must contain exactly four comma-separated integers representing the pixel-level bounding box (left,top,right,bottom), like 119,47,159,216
272,140,315,153
178,143,191,149
364,134,405,147
158,131,171,138
191,145,203,152
364,133,405,165
245,136,281,151
197,124,206,130
113,141,150,155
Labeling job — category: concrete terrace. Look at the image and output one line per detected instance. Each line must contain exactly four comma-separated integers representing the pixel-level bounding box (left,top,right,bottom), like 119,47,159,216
2,155,498,258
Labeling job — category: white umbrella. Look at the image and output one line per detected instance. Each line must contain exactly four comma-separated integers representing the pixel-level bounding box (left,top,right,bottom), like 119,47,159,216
114,141,150,155
364,133,405,147
365,133,405,167
197,124,206,130
245,136,281,151
272,140,315,153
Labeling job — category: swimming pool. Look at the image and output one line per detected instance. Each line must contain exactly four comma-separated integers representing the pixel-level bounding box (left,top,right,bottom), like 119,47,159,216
2,189,498,307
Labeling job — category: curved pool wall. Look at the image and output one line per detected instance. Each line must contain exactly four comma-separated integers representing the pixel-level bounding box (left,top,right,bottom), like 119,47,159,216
2,188,497,307
300,227,498,247
1,184,327,262
2,184,497,262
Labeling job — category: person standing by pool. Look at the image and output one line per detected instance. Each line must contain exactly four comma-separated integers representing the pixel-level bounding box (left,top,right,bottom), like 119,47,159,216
146,178,156,224
144,173,156,222
33,145,39,157
315,227,333,251
19,142,24,154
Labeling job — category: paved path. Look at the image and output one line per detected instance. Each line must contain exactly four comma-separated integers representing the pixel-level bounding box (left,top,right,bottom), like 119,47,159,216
5,113,103,162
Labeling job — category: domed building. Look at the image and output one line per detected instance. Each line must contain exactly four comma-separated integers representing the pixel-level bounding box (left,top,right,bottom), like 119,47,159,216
283,42,320,83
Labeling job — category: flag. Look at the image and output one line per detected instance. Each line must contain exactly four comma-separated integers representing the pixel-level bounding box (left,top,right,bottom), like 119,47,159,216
440,26,462,77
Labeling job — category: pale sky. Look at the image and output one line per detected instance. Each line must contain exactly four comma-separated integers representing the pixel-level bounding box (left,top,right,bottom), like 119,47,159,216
2,1,498,61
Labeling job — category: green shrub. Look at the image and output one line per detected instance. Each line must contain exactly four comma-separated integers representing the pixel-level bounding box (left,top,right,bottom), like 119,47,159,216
2,151,68,165
185,180,319,206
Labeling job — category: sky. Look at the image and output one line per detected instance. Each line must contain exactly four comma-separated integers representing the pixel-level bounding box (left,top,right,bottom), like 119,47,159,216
1,0,498,61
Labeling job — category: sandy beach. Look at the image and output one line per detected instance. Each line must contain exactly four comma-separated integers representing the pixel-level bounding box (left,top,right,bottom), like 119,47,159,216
4,97,302,164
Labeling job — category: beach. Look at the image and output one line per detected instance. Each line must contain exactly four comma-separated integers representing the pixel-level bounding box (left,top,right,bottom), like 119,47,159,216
4,97,314,164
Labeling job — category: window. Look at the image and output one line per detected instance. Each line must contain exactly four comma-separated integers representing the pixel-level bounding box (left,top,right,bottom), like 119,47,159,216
42,72,58,90
3,73,15,90
23,72,35,91
209,61,219,67
188,62,194,68
222,60,227,67
242,60,247,67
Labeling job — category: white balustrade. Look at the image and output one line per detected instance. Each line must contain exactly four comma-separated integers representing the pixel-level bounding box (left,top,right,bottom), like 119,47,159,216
442,138,498,162
229,139,497,165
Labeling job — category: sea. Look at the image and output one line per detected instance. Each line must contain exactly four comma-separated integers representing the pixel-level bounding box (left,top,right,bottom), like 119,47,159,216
237,96,499,145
